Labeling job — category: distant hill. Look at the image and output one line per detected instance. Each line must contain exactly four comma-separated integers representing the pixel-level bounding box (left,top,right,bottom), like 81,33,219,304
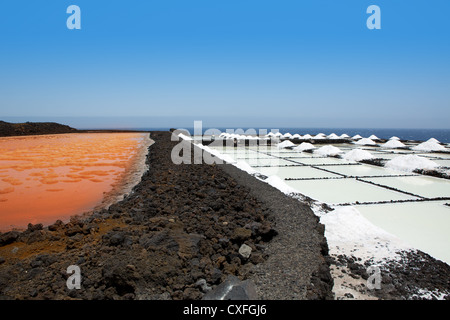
0,121,78,137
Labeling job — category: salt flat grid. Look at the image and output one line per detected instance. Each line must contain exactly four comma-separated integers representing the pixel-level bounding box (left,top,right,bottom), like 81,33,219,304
257,166,342,180
229,142,450,205
284,178,420,204
209,139,450,264
314,164,417,178
361,176,450,199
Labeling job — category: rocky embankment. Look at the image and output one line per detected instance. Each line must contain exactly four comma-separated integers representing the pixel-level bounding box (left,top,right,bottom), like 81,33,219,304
0,121,78,137
0,131,333,300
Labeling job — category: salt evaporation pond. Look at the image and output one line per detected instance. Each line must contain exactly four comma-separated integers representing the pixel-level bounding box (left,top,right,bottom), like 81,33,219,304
258,166,341,179
291,157,356,166
205,134,450,265
361,176,450,199
0,133,151,231
356,201,450,265
323,164,415,177
284,178,418,204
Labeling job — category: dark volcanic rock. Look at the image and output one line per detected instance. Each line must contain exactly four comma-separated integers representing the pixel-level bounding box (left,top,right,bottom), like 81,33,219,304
0,120,78,137
0,231,20,247
0,130,333,300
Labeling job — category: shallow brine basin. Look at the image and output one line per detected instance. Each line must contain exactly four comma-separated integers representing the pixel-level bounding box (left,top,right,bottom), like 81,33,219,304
246,158,301,167
292,157,356,166
323,164,414,177
210,147,255,155
235,153,277,159
356,201,450,264
256,166,342,179
0,133,150,231
284,178,418,205
361,176,450,199
268,152,324,158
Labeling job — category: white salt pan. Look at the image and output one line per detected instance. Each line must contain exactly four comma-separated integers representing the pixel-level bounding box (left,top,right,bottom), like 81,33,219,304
321,206,412,262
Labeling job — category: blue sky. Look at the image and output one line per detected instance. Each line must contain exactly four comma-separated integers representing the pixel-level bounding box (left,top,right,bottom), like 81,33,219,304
0,0,449,129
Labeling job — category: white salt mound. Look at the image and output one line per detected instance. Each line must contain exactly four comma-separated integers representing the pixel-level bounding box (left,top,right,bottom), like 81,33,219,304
427,138,440,144
343,149,373,161
302,134,313,139
412,141,445,152
277,140,295,149
313,134,326,139
386,155,439,172
293,142,315,152
389,136,400,141
327,133,340,139
314,145,343,156
381,140,406,149
369,135,380,140
340,134,350,139
352,134,362,140
354,138,376,146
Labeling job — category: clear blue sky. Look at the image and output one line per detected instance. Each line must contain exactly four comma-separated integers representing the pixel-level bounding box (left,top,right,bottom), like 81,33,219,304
0,0,449,129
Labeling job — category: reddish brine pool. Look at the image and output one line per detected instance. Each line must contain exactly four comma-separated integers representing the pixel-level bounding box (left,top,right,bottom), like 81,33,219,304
0,133,150,231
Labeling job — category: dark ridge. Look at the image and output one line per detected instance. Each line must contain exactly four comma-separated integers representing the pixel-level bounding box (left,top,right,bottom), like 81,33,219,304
0,120,78,137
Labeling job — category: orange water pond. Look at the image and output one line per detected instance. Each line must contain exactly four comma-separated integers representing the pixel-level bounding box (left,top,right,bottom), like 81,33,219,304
0,132,150,231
